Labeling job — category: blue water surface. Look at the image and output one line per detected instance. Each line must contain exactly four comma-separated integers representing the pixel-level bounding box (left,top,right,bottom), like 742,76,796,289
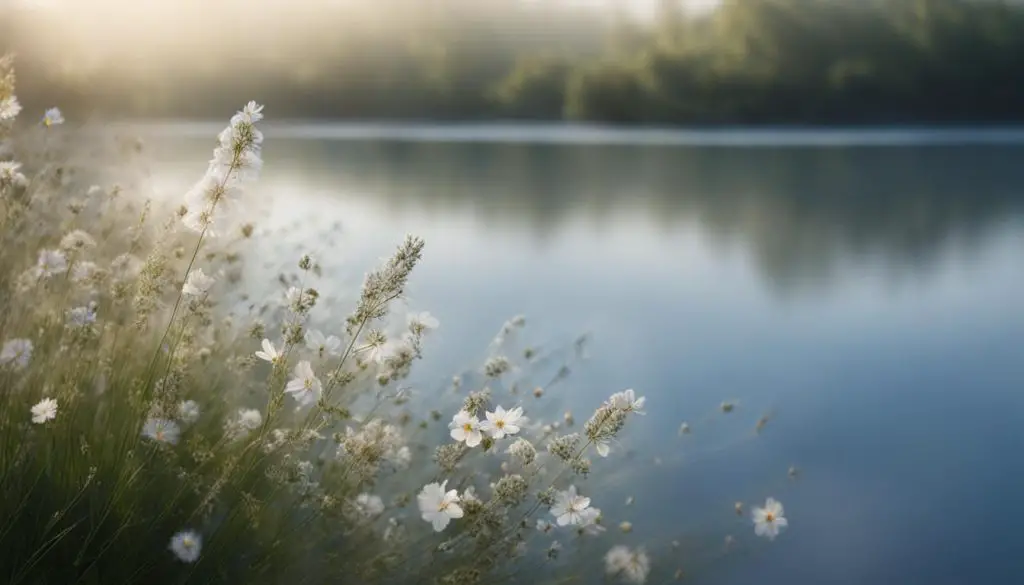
125,125,1024,585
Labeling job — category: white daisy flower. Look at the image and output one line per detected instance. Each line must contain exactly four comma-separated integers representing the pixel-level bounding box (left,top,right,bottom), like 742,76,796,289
231,101,264,125
752,497,788,540
142,418,181,445
284,360,321,407
181,268,215,298
417,480,463,532
480,405,526,440
30,398,57,424
551,485,591,526
169,530,202,563
305,329,342,358
254,338,282,364
0,338,33,369
448,410,483,447
42,107,64,127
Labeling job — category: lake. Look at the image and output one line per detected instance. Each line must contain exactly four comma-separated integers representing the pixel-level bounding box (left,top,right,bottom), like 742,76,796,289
110,124,1024,585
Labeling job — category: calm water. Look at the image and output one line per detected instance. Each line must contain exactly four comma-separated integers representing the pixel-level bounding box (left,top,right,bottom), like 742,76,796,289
122,125,1024,585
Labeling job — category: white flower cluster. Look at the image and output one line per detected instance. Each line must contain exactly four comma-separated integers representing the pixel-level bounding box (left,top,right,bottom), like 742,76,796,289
182,101,263,236
448,405,526,447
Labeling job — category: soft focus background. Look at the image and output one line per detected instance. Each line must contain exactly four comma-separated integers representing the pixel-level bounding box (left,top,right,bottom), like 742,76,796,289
6,0,1024,583
4,0,1024,123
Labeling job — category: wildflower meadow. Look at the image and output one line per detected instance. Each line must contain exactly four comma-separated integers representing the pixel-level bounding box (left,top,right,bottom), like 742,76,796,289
0,55,792,585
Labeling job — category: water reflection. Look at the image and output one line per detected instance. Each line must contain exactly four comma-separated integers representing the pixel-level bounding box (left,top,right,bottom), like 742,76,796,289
143,134,1024,296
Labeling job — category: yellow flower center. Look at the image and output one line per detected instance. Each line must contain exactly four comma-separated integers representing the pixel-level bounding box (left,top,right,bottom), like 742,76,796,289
765,512,774,523
437,501,449,512
463,423,473,432
304,378,313,389
495,420,505,428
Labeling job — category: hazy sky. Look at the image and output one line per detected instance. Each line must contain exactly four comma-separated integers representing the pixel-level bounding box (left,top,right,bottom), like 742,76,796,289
1,0,721,15
534,0,721,16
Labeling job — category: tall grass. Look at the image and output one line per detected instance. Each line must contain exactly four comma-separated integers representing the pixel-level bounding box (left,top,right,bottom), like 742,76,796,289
0,55,792,585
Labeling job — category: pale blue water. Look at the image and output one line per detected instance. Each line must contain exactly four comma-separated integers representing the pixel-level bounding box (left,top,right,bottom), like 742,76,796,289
125,125,1024,585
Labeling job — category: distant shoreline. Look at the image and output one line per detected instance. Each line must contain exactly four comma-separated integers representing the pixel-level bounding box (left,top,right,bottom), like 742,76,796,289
89,120,1024,147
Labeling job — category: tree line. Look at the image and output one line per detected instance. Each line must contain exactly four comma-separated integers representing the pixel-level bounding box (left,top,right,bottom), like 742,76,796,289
3,0,1024,125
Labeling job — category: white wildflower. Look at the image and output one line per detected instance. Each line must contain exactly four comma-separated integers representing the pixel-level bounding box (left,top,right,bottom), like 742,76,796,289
579,507,606,535
142,418,181,445
551,485,591,526
407,311,439,331
110,253,142,278
181,268,215,298
417,480,463,532
0,161,26,187
30,398,57,424
480,405,526,440
507,437,537,466
59,230,97,251
609,388,646,415
394,445,412,468
0,338,32,369
71,261,98,283
605,546,650,584
752,497,788,540
231,100,265,125
461,485,480,504
305,329,342,357
237,408,263,430
67,304,97,327
0,95,21,120
254,338,282,364
448,410,483,447
36,249,67,276
354,493,385,518
285,286,302,309
596,439,612,457
284,360,321,407
42,107,64,126
169,530,202,563
178,400,200,424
